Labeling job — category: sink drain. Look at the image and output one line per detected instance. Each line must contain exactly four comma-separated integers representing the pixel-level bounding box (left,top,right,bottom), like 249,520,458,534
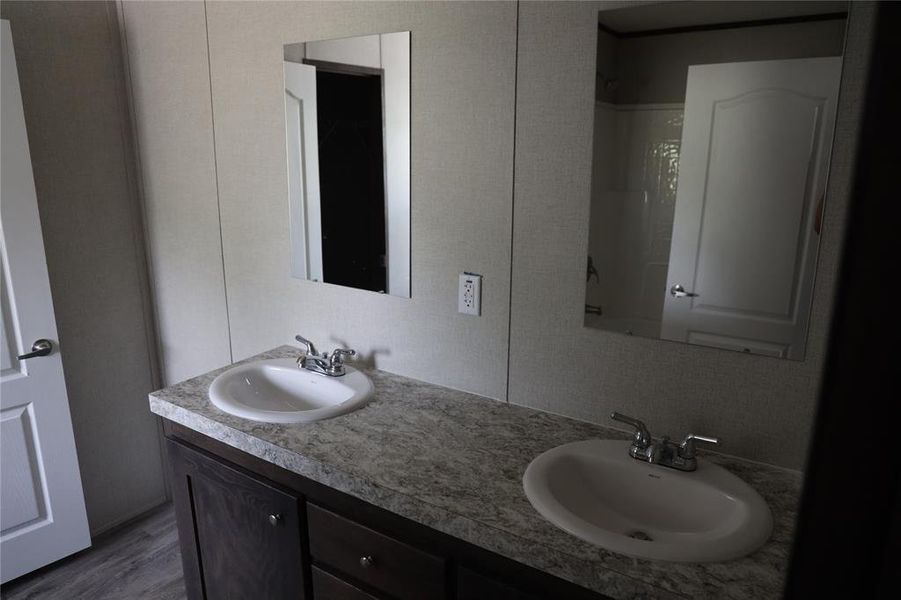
626,530,653,541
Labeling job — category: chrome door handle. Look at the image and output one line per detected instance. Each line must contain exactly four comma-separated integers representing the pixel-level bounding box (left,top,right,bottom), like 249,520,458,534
670,284,699,298
17,339,53,360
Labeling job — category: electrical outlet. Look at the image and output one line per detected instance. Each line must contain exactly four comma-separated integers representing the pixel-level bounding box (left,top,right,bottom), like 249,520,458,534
458,272,481,316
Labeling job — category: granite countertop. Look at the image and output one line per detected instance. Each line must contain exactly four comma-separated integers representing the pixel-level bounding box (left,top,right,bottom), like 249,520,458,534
149,345,801,600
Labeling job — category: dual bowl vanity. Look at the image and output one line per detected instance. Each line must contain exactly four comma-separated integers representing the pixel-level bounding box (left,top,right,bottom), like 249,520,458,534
151,345,796,600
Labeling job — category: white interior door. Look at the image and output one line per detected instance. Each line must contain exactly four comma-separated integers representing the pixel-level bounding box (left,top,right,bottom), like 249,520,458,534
661,57,842,359
0,20,90,583
284,61,323,282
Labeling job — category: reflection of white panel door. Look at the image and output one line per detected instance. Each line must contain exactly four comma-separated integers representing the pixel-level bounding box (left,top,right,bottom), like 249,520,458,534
661,58,841,359
284,62,323,282
0,21,90,583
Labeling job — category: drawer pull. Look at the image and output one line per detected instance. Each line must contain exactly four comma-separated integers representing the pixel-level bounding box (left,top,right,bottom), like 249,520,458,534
269,513,282,526
308,504,445,599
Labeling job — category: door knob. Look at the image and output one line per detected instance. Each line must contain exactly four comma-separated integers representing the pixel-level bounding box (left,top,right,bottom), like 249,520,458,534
268,513,281,526
17,339,52,360
669,284,699,298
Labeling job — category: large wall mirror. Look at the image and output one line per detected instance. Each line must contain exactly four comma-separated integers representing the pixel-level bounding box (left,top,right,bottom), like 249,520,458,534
584,1,847,360
284,32,410,298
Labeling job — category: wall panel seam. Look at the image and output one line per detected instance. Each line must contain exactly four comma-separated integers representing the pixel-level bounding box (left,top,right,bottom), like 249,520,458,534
504,1,521,404
202,0,234,365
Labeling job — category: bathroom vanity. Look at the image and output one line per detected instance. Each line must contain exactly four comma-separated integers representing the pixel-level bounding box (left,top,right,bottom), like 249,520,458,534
164,424,594,600
150,346,800,600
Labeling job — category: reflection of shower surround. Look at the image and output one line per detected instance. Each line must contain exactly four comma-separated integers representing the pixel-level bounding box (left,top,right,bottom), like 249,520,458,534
588,103,683,337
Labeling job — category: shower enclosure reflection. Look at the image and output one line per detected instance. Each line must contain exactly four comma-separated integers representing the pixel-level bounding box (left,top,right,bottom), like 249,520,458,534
584,1,847,359
284,32,410,297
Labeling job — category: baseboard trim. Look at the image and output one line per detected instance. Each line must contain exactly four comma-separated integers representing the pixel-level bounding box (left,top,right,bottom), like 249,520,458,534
89,495,170,538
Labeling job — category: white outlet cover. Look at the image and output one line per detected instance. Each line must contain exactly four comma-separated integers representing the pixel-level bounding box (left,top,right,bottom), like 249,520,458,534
458,272,481,316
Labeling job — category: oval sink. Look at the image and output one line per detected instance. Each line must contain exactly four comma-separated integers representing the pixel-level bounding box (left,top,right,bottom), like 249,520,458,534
523,439,772,562
208,358,373,424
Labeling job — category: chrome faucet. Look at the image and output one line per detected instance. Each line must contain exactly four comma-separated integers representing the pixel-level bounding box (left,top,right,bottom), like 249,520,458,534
610,412,719,472
295,335,356,377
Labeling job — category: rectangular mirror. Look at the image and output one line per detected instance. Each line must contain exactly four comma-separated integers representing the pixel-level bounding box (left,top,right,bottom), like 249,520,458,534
584,1,847,359
284,32,410,297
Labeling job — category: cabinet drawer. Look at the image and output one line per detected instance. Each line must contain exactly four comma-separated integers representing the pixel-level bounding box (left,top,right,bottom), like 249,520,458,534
312,566,380,600
457,567,541,600
308,503,446,600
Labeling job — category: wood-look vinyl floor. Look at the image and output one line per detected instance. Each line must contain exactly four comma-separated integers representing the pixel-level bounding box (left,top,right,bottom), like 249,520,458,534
1,503,186,600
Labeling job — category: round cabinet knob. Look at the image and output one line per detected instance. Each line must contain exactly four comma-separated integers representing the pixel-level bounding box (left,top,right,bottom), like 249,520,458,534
359,555,374,568
268,514,281,526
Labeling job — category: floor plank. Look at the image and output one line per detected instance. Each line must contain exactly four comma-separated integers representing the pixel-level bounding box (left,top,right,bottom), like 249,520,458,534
1,503,185,600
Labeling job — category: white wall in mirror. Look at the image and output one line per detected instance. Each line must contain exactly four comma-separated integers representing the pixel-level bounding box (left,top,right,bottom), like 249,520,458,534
586,102,683,339
284,32,410,298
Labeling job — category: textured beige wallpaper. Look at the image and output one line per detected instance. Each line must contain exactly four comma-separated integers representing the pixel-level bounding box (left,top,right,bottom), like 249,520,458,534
508,1,873,470
119,0,232,385
0,0,166,533
204,1,517,399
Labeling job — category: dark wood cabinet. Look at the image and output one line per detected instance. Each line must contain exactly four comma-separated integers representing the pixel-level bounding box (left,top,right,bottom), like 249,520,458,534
164,422,608,600
167,439,306,599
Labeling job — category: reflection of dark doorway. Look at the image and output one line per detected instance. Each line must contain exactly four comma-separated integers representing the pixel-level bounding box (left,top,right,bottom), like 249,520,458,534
307,59,387,294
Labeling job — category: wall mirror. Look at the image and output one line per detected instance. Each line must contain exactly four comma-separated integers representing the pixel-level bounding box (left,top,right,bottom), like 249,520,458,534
584,1,847,359
284,32,410,297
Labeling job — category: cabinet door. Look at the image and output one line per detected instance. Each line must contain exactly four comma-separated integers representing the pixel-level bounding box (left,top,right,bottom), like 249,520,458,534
167,439,305,600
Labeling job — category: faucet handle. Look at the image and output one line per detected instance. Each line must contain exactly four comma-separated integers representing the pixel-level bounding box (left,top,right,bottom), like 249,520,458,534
679,433,720,459
329,348,356,366
325,348,356,376
610,412,652,448
295,334,319,356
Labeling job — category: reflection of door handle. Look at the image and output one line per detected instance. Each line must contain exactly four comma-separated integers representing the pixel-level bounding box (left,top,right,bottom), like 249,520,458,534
17,339,53,360
670,284,699,298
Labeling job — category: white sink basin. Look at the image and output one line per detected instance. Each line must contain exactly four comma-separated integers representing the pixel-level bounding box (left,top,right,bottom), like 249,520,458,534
523,440,772,562
208,358,373,423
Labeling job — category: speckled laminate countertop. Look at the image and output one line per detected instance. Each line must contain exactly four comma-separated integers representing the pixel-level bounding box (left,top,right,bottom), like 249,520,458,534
148,345,801,600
